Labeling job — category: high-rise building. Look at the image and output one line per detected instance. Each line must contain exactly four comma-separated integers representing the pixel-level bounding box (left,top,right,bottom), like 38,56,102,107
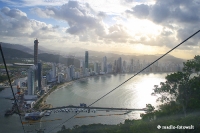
107,63,113,73
34,39,39,65
113,60,117,73
52,63,56,79
34,39,39,85
117,57,122,73
123,60,126,73
80,60,85,77
69,65,75,79
129,59,134,73
85,51,89,68
131,59,133,66
37,62,42,91
102,56,107,73
28,66,35,95
66,67,71,80
94,62,99,74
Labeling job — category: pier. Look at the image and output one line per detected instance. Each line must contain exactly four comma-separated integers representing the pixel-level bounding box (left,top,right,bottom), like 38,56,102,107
43,105,146,112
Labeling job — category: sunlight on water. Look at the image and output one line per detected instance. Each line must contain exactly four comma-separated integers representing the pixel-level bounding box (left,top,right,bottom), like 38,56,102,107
47,73,167,111
46,73,169,132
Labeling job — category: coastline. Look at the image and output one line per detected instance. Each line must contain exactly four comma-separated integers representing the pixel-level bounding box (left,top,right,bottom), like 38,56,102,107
34,74,113,110
33,81,72,110
35,72,168,110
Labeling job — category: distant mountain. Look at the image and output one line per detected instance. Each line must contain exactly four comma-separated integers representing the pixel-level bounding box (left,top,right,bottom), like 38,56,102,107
0,47,80,67
0,47,33,59
54,47,186,64
63,49,185,64
0,42,46,54
0,42,186,65
1,42,33,54
38,53,80,67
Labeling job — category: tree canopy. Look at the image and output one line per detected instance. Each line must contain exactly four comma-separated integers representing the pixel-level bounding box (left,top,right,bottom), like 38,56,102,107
151,55,200,116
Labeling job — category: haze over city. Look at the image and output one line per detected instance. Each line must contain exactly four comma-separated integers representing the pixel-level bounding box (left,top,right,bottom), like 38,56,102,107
0,0,200,59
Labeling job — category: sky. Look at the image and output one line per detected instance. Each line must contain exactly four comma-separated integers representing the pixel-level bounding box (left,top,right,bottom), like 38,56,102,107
0,0,200,59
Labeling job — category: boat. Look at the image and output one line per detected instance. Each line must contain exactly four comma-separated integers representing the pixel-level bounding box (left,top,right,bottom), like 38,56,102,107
25,112,44,120
44,112,51,116
47,110,52,113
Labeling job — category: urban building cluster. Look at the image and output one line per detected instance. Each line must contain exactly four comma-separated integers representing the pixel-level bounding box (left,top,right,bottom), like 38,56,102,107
44,53,184,84
14,39,45,110
11,39,184,111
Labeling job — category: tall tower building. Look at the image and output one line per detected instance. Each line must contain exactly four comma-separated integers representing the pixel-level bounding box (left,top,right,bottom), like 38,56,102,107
85,51,89,68
94,62,98,74
34,39,39,85
102,56,107,73
123,60,126,73
52,63,56,79
117,57,122,73
34,39,39,65
28,66,35,95
37,62,42,91
80,60,85,77
114,60,117,73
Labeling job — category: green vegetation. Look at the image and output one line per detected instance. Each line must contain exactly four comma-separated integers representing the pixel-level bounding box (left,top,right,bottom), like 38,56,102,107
58,56,200,133
33,97,44,110
0,47,80,67
57,113,200,133
0,47,33,59
150,55,200,117
0,75,8,82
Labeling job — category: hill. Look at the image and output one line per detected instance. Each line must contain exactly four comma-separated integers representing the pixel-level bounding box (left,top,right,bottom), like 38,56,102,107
0,42,186,65
1,42,33,54
0,42,45,54
0,47,80,67
0,47,33,59
38,53,80,67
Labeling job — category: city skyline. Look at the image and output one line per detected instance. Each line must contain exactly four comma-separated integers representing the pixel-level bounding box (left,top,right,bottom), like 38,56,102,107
0,0,199,59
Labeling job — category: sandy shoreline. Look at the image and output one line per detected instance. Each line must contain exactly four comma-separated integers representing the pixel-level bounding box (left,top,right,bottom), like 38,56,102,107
36,74,110,110
35,81,73,110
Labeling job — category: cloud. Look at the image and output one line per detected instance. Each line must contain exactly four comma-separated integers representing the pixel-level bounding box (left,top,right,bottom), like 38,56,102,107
30,7,54,18
126,0,200,47
0,7,61,40
1,7,27,18
130,0,200,24
103,24,131,43
97,11,106,18
31,1,133,44
0,0,67,7
31,1,103,34
126,4,149,19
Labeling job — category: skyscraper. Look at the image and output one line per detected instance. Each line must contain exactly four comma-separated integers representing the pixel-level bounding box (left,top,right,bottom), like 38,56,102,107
102,56,107,73
28,66,35,95
123,60,126,73
52,63,56,79
34,39,39,65
37,62,42,91
80,60,85,77
94,62,98,74
34,39,39,85
114,60,117,73
117,57,122,73
85,51,88,68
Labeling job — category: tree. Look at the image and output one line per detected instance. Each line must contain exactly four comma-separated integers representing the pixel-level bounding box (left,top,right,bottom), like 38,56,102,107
61,125,66,131
145,104,155,113
152,55,200,116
